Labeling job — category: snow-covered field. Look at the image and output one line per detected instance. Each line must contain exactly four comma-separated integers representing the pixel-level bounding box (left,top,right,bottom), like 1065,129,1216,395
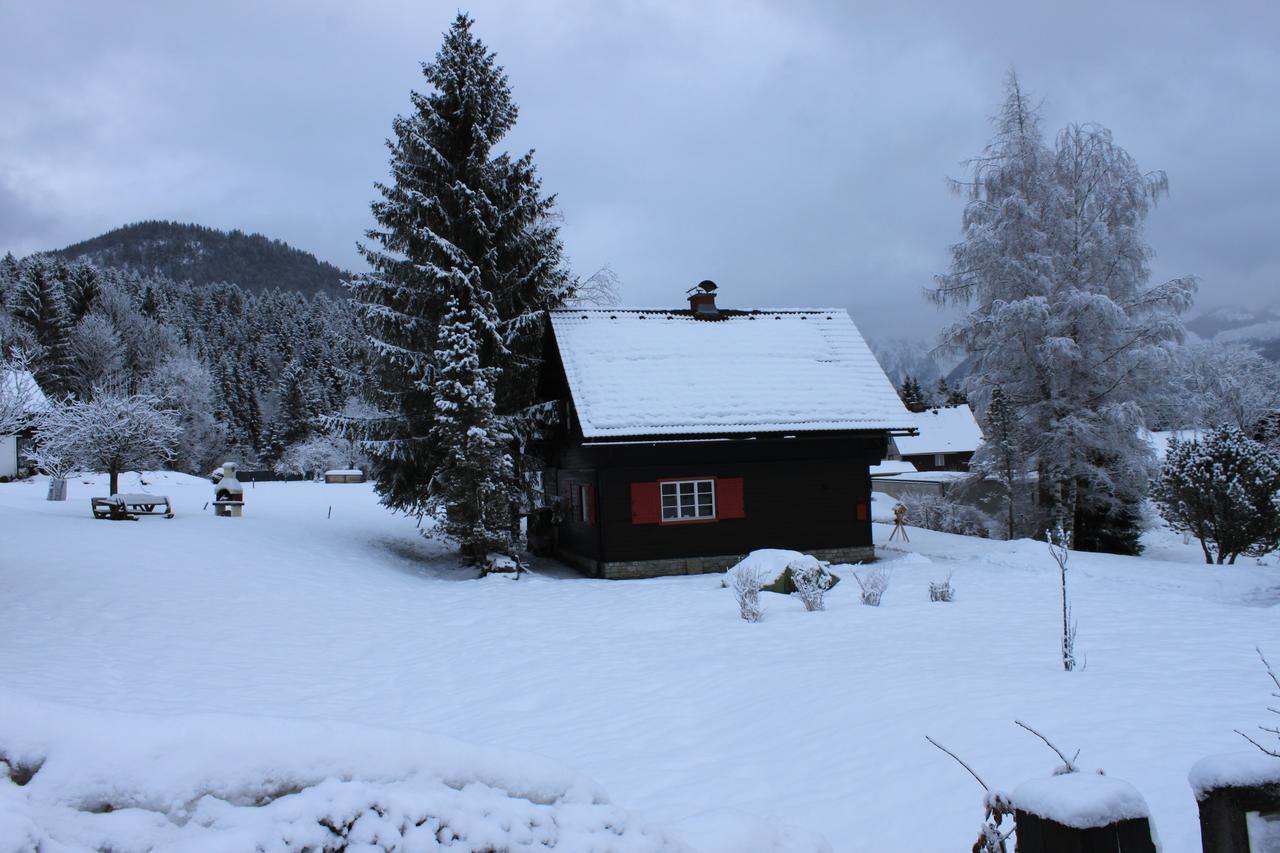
2,473,1278,851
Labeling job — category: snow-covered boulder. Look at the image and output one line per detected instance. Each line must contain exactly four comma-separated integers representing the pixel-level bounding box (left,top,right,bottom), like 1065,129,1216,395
725,549,840,595
1012,772,1151,829
0,695,689,852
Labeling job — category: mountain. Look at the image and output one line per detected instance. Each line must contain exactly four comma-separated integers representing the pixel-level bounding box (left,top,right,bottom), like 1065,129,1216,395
1186,305,1280,361
53,221,350,297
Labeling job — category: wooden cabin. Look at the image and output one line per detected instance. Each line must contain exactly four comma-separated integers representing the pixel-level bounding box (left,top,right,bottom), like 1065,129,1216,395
541,286,914,579
886,405,983,472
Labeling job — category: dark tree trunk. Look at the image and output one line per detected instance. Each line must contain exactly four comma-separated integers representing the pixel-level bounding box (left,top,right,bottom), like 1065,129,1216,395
109,467,119,497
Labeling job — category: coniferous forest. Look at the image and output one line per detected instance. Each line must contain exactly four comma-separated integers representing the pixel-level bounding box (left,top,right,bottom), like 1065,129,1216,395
0,242,369,476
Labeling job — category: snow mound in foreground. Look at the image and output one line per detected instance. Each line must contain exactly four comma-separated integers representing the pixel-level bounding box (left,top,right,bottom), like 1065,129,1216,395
1012,772,1151,829
0,695,689,853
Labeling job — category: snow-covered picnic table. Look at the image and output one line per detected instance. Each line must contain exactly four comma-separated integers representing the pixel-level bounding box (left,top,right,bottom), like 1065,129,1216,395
91,493,174,520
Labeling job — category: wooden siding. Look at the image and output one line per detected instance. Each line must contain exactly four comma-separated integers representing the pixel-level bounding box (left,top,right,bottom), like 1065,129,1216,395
550,434,885,568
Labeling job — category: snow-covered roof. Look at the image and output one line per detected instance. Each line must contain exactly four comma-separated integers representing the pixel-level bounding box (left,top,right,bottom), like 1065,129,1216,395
1,369,49,416
893,406,982,455
870,460,918,476
549,308,913,439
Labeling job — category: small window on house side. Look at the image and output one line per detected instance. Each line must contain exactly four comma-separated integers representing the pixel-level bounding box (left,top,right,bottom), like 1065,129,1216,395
660,479,715,521
934,453,946,468
572,483,592,524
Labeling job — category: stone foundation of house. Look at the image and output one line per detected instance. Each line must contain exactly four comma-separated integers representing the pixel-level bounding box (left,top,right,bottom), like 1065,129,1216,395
556,546,876,580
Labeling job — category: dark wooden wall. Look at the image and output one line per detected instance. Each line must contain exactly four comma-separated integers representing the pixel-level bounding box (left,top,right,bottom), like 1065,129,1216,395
551,433,886,564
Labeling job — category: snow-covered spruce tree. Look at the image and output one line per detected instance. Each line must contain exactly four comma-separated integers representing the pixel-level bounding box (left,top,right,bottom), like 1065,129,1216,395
899,376,927,412
349,13,575,557
426,295,522,555
34,388,181,496
10,255,72,396
929,72,1195,554
973,385,1029,540
1152,426,1280,564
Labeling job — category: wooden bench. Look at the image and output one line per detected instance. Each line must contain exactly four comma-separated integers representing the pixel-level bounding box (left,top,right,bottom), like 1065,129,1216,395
91,494,174,520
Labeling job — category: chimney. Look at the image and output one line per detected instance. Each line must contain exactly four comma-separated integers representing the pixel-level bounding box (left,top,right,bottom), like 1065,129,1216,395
687,279,721,319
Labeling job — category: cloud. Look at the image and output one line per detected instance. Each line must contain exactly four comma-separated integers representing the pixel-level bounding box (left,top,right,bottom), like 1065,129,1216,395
1,0,1276,337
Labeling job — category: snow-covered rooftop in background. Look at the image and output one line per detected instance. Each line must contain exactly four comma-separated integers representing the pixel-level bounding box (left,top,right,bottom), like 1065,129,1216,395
893,405,982,455
550,308,912,438
1,368,49,419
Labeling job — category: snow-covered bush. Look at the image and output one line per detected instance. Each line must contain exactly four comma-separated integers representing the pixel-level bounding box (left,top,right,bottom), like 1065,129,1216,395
732,564,765,622
790,559,831,611
853,565,892,606
0,350,44,436
275,434,348,480
903,494,995,538
929,575,955,602
1152,426,1280,565
32,388,181,496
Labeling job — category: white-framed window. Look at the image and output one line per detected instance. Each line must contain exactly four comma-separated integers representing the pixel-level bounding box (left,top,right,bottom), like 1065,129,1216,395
934,453,946,468
660,479,715,521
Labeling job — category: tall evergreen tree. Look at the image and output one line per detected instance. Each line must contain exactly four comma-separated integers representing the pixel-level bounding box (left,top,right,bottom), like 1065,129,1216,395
428,295,520,554
899,376,926,412
973,385,1027,540
64,263,101,323
351,13,574,554
929,72,1195,553
11,255,72,394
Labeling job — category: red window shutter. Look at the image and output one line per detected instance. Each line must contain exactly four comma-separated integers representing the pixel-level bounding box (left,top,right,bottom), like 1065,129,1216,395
586,484,597,526
630,482,660,524
717,477,745,519
856,501,868,522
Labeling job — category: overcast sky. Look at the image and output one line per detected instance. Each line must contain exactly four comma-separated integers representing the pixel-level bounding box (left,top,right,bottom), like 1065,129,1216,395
2,0,1276,340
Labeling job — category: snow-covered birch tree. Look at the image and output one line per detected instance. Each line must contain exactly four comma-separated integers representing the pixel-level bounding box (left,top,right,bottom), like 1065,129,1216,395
929,72,1196,553
349,13,575,556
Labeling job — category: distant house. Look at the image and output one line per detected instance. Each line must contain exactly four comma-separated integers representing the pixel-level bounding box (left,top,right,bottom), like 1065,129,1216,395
0,369,49,481
886,405,983,472
540,285,914,580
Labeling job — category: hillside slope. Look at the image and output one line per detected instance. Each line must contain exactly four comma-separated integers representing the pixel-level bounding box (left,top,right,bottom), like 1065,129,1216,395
1187,304,1280,361
54,221,350,296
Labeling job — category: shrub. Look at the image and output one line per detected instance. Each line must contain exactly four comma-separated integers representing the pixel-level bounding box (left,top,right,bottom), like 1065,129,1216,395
928,575,955,602
1152,426,1280,564
853,565,892,606
789,559,832,611
903,494,995,538
731,564,765,622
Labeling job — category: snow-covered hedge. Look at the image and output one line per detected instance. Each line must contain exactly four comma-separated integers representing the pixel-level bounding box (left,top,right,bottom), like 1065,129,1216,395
903,494,995,538
0,695,688,853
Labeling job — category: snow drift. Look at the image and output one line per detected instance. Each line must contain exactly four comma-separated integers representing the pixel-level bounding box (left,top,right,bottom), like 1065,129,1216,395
0,694,688,852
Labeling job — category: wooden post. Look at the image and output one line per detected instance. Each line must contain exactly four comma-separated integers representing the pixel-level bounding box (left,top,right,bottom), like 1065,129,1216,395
1196,783,1280,852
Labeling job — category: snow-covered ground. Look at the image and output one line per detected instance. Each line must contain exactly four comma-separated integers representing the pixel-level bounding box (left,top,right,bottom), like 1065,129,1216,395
2,473,1278,851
